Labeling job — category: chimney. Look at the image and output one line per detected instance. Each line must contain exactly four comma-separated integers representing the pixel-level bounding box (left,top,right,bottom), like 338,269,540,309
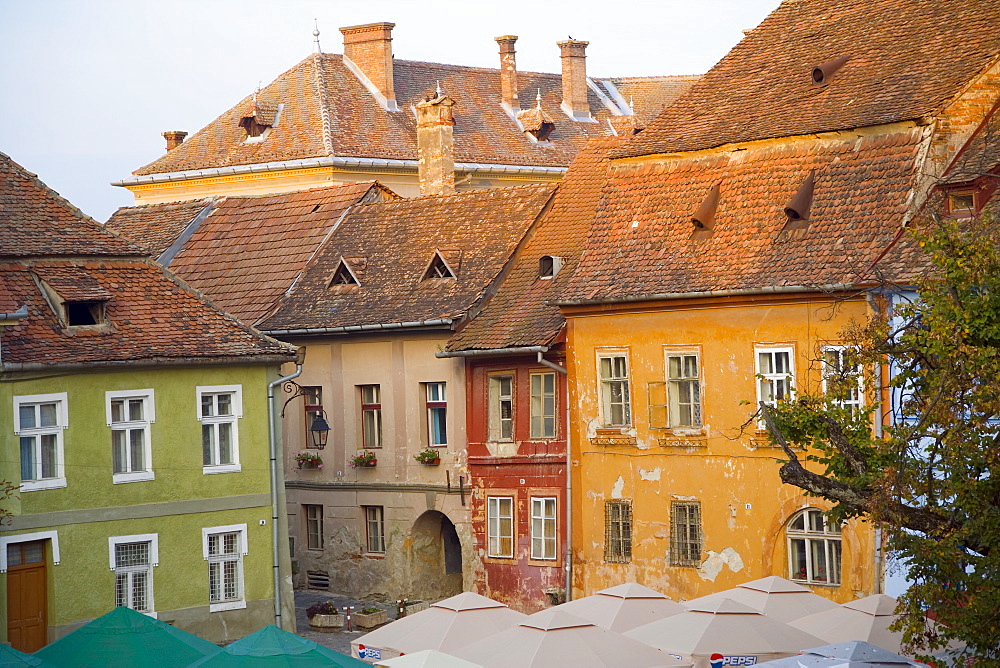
340,22,397,110
415,93,456,196
495,35,519,109
557,39,590,119
162,131,188,151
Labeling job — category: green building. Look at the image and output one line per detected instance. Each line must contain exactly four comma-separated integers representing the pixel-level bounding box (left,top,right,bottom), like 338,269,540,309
0,151,299,650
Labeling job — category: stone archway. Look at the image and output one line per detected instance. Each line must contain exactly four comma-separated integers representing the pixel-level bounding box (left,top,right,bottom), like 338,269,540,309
410,510,463,600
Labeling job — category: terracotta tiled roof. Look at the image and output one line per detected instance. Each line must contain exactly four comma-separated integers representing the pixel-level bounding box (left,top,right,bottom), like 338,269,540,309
0,278,20,315
559,128,926,304
259,185,556,332
0,152,142,258
447,138,619,351
106,199,213,257
611,75,700,126
615,0,1000,159
132,54,668,177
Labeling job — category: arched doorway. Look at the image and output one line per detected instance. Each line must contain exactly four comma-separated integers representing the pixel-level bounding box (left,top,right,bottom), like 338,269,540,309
410,510,463,600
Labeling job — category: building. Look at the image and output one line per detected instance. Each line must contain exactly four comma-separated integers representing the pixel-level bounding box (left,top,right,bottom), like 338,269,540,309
0,151,299,649
552,0,1000,602
111,22,696,204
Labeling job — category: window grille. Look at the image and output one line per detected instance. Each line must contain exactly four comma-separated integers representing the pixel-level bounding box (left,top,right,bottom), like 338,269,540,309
208,532,241,604
670,501,703,566
114,541,151,612
604,500,632,563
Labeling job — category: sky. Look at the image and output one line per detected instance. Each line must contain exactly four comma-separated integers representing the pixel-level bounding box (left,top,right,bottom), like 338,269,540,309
1,0,781,222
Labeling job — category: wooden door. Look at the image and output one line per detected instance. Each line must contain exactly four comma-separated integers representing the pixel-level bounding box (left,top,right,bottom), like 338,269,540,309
6,540,48,652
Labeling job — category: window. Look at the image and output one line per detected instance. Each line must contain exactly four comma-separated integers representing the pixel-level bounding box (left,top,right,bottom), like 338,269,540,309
106,390,154,483
488,375,514,442
670,501,703,566
787,508,842,585
329,261,359,287
303,386,323,448
14,393,68,491
604,500,632,563
530,497,557,560
65,300,106,326
364,506,385,553
599,354,631,427
667,353,702,427
425,383,447,447
198,386,242,473
360,385,382,448
424,253,455,279
305,505,324,551
947,189,976,217
109,534,158,614
822,346,864,415
756,347,795,419
203,524,247,611
487,496,514,558
538,256,563,279
530,373,557,439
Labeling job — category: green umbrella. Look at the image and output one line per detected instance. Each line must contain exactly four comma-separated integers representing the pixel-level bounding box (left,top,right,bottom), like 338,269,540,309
0,644,55,667
189,625,367,667
35,606,218,667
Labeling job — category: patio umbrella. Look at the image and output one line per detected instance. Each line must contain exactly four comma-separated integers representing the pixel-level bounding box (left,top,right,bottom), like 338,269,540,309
755,640,927,667
686,576,840,623
374,649,483,667
0,644,55,667
34,606,218,667
788,595,905,652
351,592,526,662
556,582,686,632
189,624,367,667
451,608,690,668
625,598,826,667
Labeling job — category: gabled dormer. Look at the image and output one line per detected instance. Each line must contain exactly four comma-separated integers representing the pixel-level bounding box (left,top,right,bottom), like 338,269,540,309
328,257,365,292
422,250,460,281
239,94,282,144
34,267,113,329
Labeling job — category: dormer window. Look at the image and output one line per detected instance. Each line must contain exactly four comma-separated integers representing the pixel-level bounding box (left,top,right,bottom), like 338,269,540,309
539,256,564,279
330,264,358,286
328,257,363,291
948,190,976,217
424,253,456,280
239,96,282,144
34,267,113,329
65,300,105,326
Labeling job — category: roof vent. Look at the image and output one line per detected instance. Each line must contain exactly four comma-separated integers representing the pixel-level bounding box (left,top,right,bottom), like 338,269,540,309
811,56,849,86
783,171,815,229
692,184,721,230
539,256,564,279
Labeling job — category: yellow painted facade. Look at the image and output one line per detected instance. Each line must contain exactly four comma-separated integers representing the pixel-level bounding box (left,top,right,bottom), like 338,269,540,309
564,292,879,603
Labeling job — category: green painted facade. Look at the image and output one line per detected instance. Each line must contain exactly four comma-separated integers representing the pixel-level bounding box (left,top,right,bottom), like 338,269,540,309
1,363,293,645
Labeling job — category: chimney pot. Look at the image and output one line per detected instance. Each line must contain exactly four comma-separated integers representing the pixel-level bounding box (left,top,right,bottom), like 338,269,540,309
415,94,456,196
557,39,590,119
495,35,519,109
162,131,188,151
340,22,396,107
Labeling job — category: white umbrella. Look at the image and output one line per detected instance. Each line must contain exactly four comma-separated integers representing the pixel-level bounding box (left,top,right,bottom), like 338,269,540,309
755,640,927,667
452,608,690,667
352,592,526,662
788,595,904,652
625,597,826,667
686,576,840,623
375,649,483,668
556,582,687,632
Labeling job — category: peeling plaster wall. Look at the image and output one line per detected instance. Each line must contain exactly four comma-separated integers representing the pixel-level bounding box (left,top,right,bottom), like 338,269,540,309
566,295,878,603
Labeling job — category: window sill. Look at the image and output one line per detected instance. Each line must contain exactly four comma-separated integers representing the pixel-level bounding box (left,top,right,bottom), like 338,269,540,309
210,600,247,612
658,436,707,448
203,465,242,475
791,579,840,588
590,432,637,447
113,471,155,484
20,477,67,492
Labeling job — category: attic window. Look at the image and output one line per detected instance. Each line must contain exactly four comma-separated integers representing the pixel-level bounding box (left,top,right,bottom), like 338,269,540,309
948,190,976,217
329,261,359,287
65,300,105,326
539,256,564,280
239,98,282,144
424,253,456,280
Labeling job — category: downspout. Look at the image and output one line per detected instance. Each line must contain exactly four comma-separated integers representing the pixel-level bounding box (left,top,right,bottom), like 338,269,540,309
268,363,302,628
536,351,572,602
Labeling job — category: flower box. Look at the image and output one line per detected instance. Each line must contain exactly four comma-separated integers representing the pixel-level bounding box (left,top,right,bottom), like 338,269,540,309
403,600,429,615
352,608,388,629
351,451,378,468
420,458,440,466
308,613,344,633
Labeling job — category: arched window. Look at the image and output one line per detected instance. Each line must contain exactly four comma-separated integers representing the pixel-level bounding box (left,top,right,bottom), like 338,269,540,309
787,508,841,585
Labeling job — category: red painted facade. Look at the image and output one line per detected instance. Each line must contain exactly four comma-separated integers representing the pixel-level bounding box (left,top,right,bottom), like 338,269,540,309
464,352,568,613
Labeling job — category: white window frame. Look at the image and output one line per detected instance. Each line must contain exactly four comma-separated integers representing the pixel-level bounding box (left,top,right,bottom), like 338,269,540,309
822,346,864,415
106,389,155,484
14,392,68,491
787,508,842,586
202,523,247,612
666,352,702,428
598,353,632,427
425,382,448,447
197,385,242,474
530,372,557,439
530,497,558,561
488,375,514,442
108,533,158,616
755,346,796,427
363,506,386,554
487,496,514,558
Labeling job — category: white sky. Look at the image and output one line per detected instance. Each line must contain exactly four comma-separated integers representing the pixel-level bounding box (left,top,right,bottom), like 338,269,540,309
1,0,781,221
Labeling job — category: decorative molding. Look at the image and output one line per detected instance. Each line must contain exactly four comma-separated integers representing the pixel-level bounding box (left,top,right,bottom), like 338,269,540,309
658,437,708,449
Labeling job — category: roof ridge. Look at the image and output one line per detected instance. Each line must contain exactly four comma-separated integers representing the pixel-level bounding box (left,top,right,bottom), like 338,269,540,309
354,183,556,208
1,150,101,227
313,54,336,155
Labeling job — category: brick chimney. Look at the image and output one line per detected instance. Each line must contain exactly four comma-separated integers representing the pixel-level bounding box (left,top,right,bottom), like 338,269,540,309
495,35,519,110
340,22,397,110
162,130,188,151
557,39,590,119
415,93,456,196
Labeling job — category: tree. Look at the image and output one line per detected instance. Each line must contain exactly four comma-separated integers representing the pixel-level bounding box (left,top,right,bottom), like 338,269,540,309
762,210,1000,660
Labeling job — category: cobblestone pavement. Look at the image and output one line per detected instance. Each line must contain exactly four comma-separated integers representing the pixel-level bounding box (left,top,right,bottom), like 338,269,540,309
294,590,399,657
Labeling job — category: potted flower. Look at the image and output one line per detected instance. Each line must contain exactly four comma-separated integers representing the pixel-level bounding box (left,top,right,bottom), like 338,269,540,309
350,450,377,468
414,447,441,466
306,600,344,633
295,451,324,469
352,606,388,629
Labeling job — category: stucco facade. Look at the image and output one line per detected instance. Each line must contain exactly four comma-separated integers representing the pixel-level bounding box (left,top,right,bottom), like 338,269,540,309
563,293,880,603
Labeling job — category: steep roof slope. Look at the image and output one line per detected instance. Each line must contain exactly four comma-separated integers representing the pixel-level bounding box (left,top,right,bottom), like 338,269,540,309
611,75,700,126
447,137,619,351
259,185,556,333
616,0,1000,159
106,199,214,257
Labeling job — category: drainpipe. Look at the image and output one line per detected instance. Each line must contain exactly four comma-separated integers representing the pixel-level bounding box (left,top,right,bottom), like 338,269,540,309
536,351,572,602
268,363,302,629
